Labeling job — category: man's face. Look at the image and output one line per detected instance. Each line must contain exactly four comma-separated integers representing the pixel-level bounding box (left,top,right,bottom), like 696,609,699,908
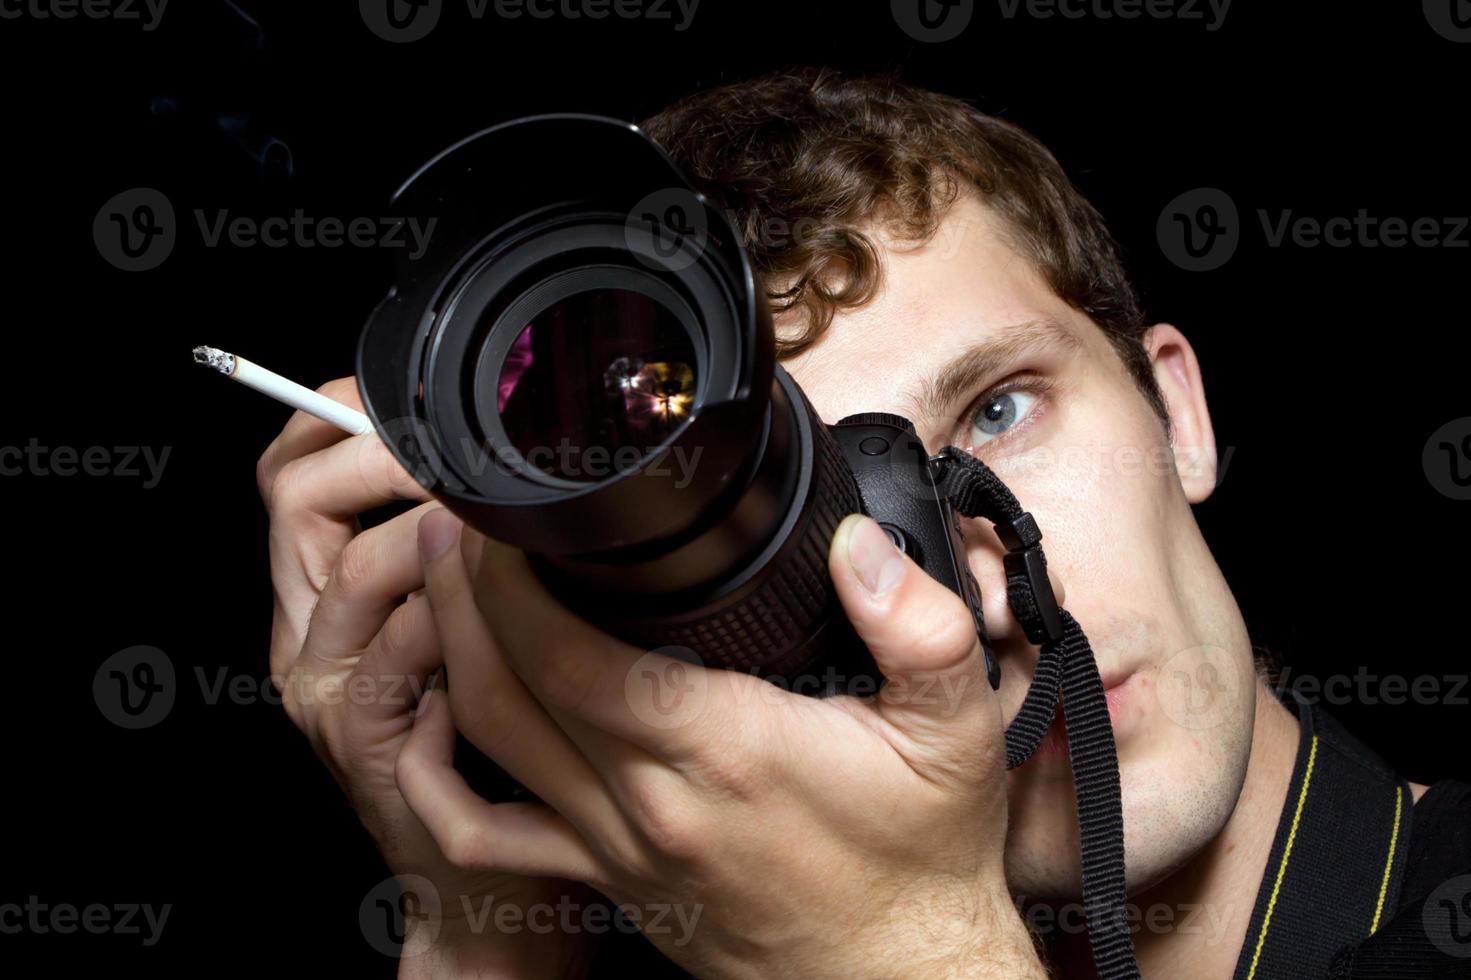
776,192,1260,899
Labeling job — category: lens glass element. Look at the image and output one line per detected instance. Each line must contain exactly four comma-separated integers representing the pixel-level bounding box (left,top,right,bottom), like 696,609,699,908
496,289,697,482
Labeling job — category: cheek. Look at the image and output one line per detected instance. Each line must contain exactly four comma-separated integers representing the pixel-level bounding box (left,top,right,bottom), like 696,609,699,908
996,434,1179,614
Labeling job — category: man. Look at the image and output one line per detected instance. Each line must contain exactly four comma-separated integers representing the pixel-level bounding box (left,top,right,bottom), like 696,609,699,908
257,68,1471,977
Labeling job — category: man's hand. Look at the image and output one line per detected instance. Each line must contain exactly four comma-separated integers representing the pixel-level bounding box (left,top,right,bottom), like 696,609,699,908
258,378,596,979
400,507,1050,979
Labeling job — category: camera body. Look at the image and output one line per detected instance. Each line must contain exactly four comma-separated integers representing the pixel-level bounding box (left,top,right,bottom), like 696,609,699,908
531,371,1001,696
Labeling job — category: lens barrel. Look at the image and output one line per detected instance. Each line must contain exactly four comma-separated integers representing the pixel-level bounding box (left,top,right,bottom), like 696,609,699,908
358,114,870,684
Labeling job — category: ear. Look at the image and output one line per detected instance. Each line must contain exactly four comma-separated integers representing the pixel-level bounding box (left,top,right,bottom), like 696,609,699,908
1142,323,1219,503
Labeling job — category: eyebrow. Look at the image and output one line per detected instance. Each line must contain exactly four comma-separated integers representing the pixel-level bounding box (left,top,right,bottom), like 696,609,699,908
902,317,1083,426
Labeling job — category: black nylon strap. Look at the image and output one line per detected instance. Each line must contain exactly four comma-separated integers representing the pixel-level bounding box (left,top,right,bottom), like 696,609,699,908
1233,694,1414,980
936,447,1139,980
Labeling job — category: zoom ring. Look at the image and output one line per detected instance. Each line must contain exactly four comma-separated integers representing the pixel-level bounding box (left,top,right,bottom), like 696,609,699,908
614,415,863,678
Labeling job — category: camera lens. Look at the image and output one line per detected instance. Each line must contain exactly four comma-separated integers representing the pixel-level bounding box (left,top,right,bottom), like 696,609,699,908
493,288,699,483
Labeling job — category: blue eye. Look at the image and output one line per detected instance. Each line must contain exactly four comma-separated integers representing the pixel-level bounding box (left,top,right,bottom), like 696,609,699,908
970,389,1039,445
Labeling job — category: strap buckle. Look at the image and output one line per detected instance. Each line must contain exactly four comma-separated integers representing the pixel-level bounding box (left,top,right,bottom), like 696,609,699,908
996,512,1065,645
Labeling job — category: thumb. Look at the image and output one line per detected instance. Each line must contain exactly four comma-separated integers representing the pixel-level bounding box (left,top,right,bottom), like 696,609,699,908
828,513,1003,779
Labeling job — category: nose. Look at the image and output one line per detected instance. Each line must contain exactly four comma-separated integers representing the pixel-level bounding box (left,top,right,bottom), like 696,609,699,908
960,515,1066,647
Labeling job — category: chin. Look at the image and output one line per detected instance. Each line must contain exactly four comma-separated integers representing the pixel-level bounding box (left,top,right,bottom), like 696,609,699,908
999,688,1253,902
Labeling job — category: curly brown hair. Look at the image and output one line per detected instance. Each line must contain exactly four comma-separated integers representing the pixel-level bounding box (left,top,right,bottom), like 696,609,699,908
639,66,1171,439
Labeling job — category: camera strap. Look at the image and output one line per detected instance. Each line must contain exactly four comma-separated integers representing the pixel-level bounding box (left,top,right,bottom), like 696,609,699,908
935,445,1139,980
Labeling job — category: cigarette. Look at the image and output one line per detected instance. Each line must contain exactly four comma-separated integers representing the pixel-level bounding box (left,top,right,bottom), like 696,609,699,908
192,346,374,436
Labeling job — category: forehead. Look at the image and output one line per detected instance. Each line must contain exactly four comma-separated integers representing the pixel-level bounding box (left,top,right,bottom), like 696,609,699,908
775,193,1096,424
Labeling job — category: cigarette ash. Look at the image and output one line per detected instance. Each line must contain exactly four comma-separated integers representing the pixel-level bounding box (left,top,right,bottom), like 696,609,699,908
192,346,237,375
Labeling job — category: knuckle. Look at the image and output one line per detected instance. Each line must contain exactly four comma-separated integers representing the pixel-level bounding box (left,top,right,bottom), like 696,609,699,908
698,748,766,802
909,592,979,665
444,820,493,870
255,450,279,506
393,738,424,794
379,602,421,660
268,458,310,515
315,377,360,405
450,680,518,756
631,793,703,862
280,684,306,731
318,709,352,770
331,534,378,599
535,642,604,711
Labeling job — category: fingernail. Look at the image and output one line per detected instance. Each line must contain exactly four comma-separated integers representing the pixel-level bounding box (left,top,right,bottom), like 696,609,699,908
418,509,460,561
847,516,906,597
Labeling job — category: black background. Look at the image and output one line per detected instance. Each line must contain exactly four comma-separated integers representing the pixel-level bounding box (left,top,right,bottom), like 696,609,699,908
3,0,1468,974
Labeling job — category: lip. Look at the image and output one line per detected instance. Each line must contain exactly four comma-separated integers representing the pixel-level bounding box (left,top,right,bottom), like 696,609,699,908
1018,667,1139,763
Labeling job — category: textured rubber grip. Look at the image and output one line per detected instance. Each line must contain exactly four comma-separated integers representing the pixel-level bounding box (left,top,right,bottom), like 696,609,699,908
609,406,862,680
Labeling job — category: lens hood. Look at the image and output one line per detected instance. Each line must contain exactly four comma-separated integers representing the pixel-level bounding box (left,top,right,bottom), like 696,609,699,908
356,114,776,556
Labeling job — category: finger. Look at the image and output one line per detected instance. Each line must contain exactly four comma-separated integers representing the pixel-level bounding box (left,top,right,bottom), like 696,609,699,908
416,509,634,847
829,514,1002,787
271,430,430,524
348,594,441,723
397,682,605,885
302,501,439,663
256,377,363,501
461,527,745,765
